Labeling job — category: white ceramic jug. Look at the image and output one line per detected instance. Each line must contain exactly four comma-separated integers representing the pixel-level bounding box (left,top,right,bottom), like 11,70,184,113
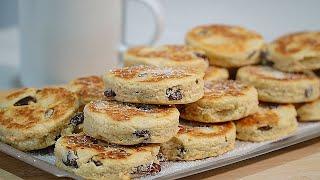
19,0,164,86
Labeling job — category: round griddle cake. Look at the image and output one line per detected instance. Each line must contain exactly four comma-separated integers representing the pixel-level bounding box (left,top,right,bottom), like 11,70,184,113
236,104,298,142
297,98,320,121
55,133,160,179
0,87,79,151
267,31,320,72
83,100,179,145
103,65,204,104
161,121,236,160
179,80,258,123
236,65,320,103
186,24,265,67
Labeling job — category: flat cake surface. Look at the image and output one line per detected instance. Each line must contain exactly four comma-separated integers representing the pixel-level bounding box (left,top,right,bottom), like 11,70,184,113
186,24,264,55
85,100,178,121
108,65,196,82
269,31,320,59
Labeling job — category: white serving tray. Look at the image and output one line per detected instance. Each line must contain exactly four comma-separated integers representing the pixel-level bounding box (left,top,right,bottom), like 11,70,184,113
0,122,319,180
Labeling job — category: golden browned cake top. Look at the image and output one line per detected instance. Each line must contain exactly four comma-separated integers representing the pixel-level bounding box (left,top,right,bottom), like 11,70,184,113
69,75,105,104
203,80,250,99
60,134,158,160
0,87,78,130
108,65,197,82
270,31,320,57
236,105,280,127
126,45,208,62
186,24,264,53
244,66,315,80
177,121,234,138
85,100,176,121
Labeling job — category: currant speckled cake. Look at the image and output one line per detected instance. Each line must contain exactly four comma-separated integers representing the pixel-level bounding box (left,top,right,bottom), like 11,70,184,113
0,87,79,151
186,24,265,67
161,121,236,161
179,80,258,123
267,31,320,72
103,65,204,104
235,103,298,142
236,65,320,103
83,100,179,145
55,133,161,179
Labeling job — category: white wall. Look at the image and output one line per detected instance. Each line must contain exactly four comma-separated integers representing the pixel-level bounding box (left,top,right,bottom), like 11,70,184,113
126,0,320,45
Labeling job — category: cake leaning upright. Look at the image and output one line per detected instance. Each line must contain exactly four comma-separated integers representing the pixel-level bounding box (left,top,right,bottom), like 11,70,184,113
186,24,265,68
267,31,320,72
124,45,209,73
237,65,320,103
103,65,205,104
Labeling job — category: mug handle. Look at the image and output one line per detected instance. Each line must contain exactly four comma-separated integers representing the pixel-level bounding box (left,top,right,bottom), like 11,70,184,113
119,0,164,53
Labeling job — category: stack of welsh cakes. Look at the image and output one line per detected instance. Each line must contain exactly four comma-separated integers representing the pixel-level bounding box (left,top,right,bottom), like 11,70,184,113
1,24,319,180
184,24,320,142
123,45,251,161
56,62,207,178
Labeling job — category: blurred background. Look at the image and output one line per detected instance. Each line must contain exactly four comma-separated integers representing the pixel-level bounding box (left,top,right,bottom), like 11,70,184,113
1,0,320,89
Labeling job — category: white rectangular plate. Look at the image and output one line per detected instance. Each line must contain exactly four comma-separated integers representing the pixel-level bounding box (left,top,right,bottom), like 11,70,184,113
0,122,319,180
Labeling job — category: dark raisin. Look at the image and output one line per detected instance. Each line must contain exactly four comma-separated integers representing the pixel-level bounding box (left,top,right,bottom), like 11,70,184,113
93,160,103,166
62,151,78,168
166,87,183,101
258,125,272,131
195,79,199,84
133,130,151,141
247,50,257,59
261,59,274,66
136,104,152,111
55,135,61,141
70,112,84,126
104,88,116,97
305,87,313,98
91,138,99,144
194,52,209,60
14,96,37,106
228,68,238,80
177,146,186,158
